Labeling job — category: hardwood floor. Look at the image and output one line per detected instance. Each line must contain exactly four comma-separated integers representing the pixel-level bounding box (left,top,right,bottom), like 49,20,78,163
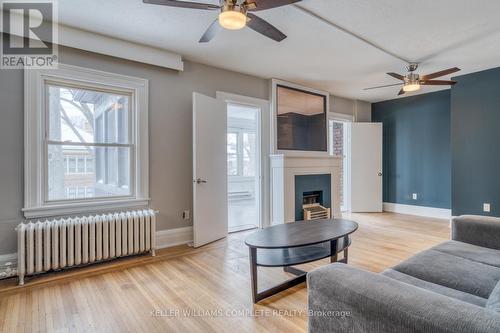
0,212,450,332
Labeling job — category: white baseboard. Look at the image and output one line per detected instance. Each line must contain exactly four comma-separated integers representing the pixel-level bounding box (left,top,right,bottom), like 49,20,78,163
383,202,451,220
0,253,18,279
155,226,193,249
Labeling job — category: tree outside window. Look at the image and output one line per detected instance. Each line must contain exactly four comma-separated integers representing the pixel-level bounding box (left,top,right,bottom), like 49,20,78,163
47,85,131,201
227,129,256,177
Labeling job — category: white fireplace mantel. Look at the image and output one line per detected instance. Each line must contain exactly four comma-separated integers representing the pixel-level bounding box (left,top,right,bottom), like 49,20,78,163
270,154,341,225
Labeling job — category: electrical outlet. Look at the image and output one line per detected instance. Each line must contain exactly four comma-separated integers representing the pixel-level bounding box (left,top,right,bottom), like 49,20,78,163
483,203,491,213
183,210,191,220
412,193,418,200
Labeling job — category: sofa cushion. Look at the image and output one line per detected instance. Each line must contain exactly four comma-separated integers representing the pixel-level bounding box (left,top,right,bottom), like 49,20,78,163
382,269,488,307
487,281,500,312
392,249,500,298
432,240,500,268
452,215,500,250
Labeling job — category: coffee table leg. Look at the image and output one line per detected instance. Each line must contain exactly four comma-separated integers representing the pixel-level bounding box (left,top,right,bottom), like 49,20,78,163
249,247,258,303
249,246,307,303
343,236,349,264
330,239,338,263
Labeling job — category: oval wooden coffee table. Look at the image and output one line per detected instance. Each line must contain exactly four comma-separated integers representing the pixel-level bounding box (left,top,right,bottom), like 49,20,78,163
245,218,358,303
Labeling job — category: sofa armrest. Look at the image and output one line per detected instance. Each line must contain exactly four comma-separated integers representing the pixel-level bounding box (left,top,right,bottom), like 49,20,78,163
307,264,500,333
452,215,500,250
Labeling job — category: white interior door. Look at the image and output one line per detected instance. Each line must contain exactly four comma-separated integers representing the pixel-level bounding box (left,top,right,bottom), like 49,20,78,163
349,123,383,212
193,92,228,247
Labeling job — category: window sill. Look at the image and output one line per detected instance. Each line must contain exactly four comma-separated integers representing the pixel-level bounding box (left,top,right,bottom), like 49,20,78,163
22,198,151,219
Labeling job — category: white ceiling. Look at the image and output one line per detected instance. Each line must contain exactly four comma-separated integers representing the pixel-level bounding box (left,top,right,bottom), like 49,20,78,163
58,0,500,102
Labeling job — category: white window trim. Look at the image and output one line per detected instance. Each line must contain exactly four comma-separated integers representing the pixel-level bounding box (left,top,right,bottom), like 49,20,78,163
23,63,149,219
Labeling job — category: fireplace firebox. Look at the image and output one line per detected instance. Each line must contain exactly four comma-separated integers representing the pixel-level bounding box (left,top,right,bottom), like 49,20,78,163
294,174,331,221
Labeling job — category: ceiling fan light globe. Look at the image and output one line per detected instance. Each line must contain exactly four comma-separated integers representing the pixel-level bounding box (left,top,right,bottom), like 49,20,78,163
403,83,421,92
219,10,246,30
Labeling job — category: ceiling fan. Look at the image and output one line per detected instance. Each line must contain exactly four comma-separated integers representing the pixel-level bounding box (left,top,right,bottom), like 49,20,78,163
143,0,301,43
364,63,461,96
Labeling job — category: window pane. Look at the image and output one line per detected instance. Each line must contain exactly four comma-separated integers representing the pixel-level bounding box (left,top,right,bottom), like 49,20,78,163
48,144,131,201
67,187,76,199
77,157,85,173
86,187,94,197
227,133,237,154
243,132,256,177
227,133,238,176
227,154,238,176
68,157,76,173
86,157,94,173
48,85,129,144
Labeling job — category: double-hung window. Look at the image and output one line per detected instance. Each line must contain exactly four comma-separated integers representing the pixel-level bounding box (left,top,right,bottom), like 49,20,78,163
227,128,256,178
24,64,149,218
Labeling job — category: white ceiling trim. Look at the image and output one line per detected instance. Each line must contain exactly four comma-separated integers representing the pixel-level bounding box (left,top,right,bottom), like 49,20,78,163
58,25,184,71
1,10,184,71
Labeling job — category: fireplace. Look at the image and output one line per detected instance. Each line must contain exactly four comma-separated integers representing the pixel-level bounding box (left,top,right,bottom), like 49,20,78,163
270,155,340,225
295,174,331,220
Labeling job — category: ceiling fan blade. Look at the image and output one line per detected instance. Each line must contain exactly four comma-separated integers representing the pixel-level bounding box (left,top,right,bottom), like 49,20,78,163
246,13,286,42
363,83,402,91
421,80,457,86
421,67,461,80
246,0,302,11
398,89,406,96
199,19,221,43
387,72,405,81
143,0,219,10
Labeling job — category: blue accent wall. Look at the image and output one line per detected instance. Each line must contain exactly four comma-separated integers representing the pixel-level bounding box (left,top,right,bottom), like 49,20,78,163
294,174,331,220
372,90,451,209
451,67,500,217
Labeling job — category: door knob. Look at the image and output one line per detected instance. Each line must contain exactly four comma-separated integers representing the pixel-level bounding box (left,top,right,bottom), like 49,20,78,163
195,178,207,184
378,172,383,177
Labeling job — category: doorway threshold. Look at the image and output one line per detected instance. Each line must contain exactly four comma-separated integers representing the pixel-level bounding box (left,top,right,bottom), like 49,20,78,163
229,225,258,234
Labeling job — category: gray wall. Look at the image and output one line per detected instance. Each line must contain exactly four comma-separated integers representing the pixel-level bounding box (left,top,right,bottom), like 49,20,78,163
0,45,366,255
451,67,500,217
0,46,269,254
0,63,24,256
331,96,371,121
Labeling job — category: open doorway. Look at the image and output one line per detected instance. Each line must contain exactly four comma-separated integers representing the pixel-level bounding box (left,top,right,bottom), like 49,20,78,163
227,103,261,233
329,115,353,212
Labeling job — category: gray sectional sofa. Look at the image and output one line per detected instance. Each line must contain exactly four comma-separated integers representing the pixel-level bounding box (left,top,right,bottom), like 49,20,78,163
307,215,500,333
